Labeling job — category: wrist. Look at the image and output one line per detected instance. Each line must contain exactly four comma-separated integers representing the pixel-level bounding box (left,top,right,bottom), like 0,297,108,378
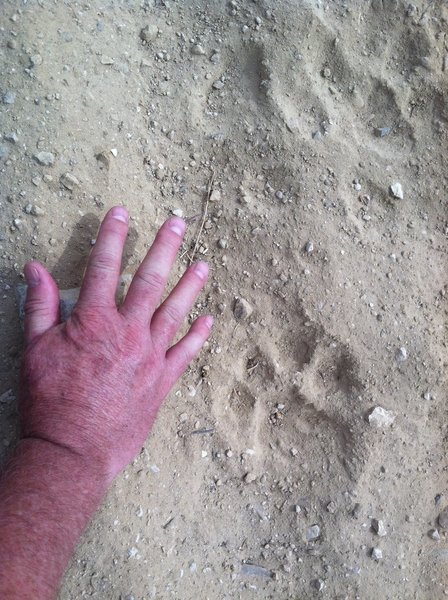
17,435,111,493
0,437,109,599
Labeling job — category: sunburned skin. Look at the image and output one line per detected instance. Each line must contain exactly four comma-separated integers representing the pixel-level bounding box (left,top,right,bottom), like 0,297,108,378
0,206,212,600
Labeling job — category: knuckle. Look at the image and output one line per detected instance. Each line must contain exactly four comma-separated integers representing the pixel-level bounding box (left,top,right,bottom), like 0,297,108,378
91,251,117,273
158,302,182,326
24,296,49,315
134,269,165,295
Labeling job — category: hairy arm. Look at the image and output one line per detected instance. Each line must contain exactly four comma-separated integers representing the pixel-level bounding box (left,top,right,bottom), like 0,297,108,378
0,206,212,599
0,439,108,597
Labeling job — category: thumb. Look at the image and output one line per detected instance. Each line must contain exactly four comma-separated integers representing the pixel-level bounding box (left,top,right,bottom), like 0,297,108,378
23,261,60,345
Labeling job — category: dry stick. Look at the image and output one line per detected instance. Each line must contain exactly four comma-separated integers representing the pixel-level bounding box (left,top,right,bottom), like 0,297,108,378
181,172,215,263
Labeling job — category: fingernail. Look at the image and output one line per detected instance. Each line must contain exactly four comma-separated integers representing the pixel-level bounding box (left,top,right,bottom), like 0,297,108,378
193,261,208,280
110,206,128,224
168,218,185,237
204,315,214,329
24,265,40,288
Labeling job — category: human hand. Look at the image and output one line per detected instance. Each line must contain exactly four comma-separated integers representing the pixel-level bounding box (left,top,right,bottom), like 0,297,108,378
19,207,212,484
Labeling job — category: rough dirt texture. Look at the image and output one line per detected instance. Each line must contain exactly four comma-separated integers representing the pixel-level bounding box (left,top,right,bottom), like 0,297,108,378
1,1,447,599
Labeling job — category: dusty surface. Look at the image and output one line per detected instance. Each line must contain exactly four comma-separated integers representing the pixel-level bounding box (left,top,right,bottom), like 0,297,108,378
1,0,448,598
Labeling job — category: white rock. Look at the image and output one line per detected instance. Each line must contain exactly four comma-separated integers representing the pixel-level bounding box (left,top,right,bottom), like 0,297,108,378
306,524,321,541
4,132,18,143
60,172,79,190
429,528,440,541
140,24,158,43
305,240,314,254
371,547,382,561
210,189,221,202
244,472,257,484
30,54,43,66
372,518,387,537
33,151,55,166
368,407,395,428
396,346,407,362
390,182,403,200
190,44,206,55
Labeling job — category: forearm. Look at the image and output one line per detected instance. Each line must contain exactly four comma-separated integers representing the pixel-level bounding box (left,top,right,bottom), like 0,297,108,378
0,437,108,599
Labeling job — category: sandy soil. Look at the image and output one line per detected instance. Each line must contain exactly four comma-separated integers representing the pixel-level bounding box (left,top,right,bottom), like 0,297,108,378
1,0,448,598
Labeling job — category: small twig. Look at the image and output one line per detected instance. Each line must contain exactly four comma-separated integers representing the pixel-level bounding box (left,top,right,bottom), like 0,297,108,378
184,172,215,265
190,427,215,435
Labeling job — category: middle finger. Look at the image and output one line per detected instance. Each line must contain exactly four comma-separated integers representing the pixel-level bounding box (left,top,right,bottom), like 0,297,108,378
120,218,185,323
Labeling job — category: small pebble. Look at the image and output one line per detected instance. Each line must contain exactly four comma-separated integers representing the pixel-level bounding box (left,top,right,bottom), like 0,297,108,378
4,132,18,144
306,524,321,542
233,298,253,321
213,80,224,90
100,55,114,65
390,182,404,200
375,127,391,138
210,189,221,202
190,44,206,55
217,238,227,249
305,240,314,254
31,205,45,216
371,547,382,561
60,172,79,190
172,208,183,217
140,24,158,43
155,166,165,180
244,472,257,484
3,90,15,105
371,518,387,537
368,406,395,428
312,579,325,591
429,529,441,541
33,151,55,166
396,346,407,362
30,54,43,66
7,39,17,50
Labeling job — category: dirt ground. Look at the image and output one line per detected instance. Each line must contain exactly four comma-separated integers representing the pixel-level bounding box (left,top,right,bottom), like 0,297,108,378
1,0,448,598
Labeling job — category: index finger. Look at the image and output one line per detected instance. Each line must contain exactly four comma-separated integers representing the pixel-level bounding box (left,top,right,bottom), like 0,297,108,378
77,206,129,308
